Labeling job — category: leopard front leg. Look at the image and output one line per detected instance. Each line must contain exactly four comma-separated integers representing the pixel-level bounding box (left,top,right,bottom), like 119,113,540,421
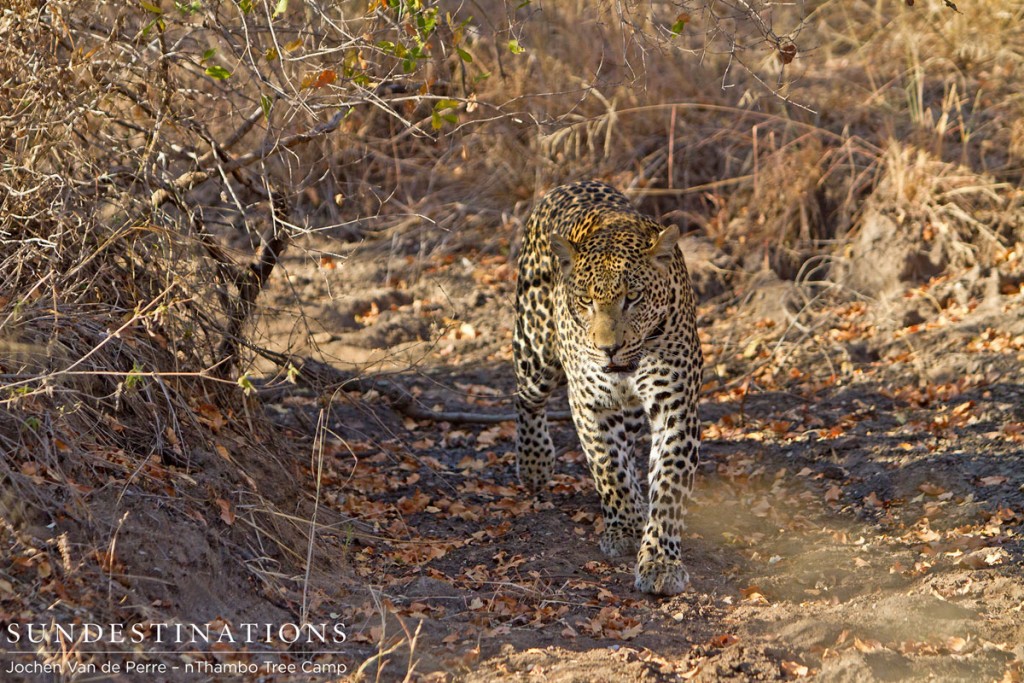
568,394,645,557
513,310,564,493
513,385,558,493
634,379,701,596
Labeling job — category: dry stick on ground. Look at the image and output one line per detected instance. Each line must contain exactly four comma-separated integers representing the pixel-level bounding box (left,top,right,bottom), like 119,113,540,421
255,352,573,424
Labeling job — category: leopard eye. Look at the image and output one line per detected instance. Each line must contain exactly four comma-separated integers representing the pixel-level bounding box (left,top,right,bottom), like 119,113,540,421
578,296,593,308
624,290,642,304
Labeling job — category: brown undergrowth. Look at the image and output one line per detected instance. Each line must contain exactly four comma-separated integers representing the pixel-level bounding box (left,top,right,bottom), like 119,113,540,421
2,0,1024,681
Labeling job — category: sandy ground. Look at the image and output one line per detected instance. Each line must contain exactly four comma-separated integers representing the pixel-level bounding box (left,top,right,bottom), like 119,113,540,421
5,223,1020,683
242,228,1024,682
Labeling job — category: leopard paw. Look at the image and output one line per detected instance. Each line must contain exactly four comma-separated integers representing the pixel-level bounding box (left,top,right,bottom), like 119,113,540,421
599,526,640,557
516,463,552,495
634,555,689,596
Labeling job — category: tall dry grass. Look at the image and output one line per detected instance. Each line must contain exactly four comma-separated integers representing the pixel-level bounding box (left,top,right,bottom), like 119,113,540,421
1,0,1023,661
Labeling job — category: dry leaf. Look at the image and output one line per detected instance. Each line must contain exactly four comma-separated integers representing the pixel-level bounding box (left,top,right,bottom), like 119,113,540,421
777,42,798,65
781,660,809,678
710,634,739,648
863,491,884,507
824,485,842,503
750,498,772,518
215,498,235,525
740,585,769,604
853,637,885,653
945,636,968,653
957,547,1008,569
197,403,225,432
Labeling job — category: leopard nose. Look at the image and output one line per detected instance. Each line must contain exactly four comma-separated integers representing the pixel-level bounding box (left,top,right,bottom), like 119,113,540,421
598,342,622,359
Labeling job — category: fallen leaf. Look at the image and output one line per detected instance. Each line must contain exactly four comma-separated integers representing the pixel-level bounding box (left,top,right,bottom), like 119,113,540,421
781,660,809,678
196,403,225,432
215,498,235,525
853,637,885,653
36,560,52,579
945,636,969,653
740,585,769,604
957,547,1008,569
215,443,231,460
750,498,772,518
709,634,739,648
918,482,946,496
824,485,842,503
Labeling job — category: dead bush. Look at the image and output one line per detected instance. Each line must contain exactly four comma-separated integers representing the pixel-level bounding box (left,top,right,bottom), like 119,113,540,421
839,144,1021,299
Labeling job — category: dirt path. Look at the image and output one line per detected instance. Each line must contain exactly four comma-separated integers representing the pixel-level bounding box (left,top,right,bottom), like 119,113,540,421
255,235,1024,682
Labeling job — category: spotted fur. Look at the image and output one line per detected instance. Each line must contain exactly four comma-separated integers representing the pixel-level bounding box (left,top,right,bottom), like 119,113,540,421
513,180,703,596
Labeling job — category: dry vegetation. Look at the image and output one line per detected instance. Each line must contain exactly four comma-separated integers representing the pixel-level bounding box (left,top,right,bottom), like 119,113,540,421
2,0,1024,681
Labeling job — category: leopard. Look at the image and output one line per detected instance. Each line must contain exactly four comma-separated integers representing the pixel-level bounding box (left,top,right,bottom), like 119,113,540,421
512,180,703,596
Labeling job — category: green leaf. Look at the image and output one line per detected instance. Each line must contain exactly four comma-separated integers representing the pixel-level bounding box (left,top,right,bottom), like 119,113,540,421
237,374,255,395
431,111,443,130
670,12,690,35
260,94,273,121
273,0,288,17
237,0,252,13
204,65,231,80
517,0,531,7
456,46,472,63
434,98,459,110
124,361,145,390
139,1,163,13
508,39,525,55
141,17,165,36
201,48,216,62
174,1,202,14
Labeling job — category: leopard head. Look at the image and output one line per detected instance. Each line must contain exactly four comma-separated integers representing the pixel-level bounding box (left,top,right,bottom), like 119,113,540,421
551,218,679,373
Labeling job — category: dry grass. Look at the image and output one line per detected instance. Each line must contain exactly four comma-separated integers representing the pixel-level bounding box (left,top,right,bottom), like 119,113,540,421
2,0,1024,672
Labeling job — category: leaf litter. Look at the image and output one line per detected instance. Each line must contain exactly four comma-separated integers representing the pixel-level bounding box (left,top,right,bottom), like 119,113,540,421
247,227,1024,682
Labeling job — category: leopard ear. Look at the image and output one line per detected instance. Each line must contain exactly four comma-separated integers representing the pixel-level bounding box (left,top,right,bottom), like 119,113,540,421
549,234,577,276
649,225,679,267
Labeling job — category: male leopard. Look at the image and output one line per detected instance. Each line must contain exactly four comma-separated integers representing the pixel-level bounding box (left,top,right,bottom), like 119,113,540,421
513,180,702,596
